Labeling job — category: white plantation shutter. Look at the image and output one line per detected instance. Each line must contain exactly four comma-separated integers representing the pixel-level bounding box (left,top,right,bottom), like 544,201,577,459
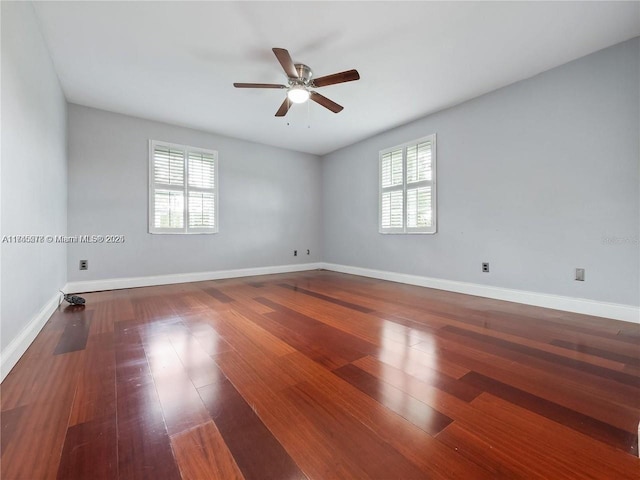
379,135,436,234
149,141,218,234
188,192,216,228
381,149,403,188
154,190,184,229
187,150,216,231
406,141,432,183
380,147,404,232
406,186,432,228
153,146,185,186
381,190,404,229
188,152,215,189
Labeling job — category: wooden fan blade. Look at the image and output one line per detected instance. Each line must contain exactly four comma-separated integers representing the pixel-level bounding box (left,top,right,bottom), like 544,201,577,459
233,83,286,89
310,91,343,113
272,48,298,79
313,69,360,88
275,98,292,117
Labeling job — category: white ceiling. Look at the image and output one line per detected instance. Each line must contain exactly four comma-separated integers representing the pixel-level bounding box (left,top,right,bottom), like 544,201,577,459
33,1,640,155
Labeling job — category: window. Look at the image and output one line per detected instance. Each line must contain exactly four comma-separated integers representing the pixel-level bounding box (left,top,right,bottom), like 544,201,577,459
379,134,436,234
149,140,218,234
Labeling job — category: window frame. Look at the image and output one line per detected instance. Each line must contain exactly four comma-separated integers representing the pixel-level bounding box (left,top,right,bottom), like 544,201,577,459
148,140,219,235
379,134,437,235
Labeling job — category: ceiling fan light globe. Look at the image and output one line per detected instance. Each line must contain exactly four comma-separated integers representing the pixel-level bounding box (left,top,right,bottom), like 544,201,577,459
287,87,310,104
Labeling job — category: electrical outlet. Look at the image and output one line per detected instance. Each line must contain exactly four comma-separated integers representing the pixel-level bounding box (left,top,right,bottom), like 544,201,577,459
294,250,297,256
575,268,585,281
482,262,490,273
79,260,88,271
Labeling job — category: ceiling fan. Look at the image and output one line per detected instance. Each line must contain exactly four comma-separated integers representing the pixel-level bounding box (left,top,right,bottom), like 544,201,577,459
233,48,360,117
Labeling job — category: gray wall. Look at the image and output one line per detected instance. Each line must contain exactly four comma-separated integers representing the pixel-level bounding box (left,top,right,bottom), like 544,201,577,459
67,105,322,282
322,38,639,306
1,2,68,350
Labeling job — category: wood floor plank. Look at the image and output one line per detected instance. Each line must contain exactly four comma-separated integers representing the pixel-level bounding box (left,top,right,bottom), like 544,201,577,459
214,350,371,479
257,287,395,346
283,382,428,480
171,422,245,480
375,334,471,379
209,283,277,315
2,399,74,479
130,292,179,322
352,354,481,402
277,283,374,313
180,317,235,357
115,328,181,480
1,352,84,480
87,290,128,336
248,305,352,369
333,363,453,436
441,325,640,387
257,297,377,366
293,377,494,479
419,309,631,371
68,333,116,426
462,393,640,479
0,405,27,453
53,308,93,355
459,310,640,358
415,333,640,431
269,351,495,479
203,308,296,359
435,324,640,405
116,381,181,480
159,285,217,313
198,377,307,480
143,332,211,436
56,416,117,480
437,422,556,479
460,371,639,454
214,321,453,480
281,277,388,312
618,325,640,340
551,338,640,367
200,310,302,391
352,354,479,424
203,287,234,303
168,322,232,389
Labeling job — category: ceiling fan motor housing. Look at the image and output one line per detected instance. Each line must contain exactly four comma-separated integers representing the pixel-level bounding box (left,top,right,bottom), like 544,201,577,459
293,64,313,85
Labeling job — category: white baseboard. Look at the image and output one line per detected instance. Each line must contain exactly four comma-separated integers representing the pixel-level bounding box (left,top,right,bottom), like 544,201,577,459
64,262,323,294
320,263,640,324
1,292,61,381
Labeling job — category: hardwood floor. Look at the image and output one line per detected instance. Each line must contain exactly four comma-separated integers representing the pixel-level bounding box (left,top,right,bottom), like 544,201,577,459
1,270,639,479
